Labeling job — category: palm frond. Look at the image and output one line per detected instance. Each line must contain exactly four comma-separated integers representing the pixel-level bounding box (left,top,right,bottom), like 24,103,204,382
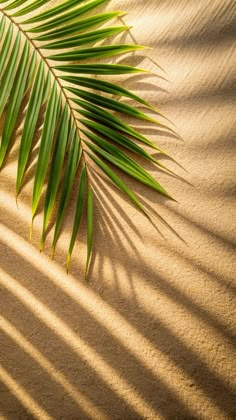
0,0,177,274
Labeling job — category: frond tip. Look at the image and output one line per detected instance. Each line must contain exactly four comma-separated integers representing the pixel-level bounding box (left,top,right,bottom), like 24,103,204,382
0,0,178,275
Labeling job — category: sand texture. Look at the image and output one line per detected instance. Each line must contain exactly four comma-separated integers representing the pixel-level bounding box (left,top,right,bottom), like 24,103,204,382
0,0,236,418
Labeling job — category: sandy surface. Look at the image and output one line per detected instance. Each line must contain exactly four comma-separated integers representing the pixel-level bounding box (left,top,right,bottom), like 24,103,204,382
0,0,236,418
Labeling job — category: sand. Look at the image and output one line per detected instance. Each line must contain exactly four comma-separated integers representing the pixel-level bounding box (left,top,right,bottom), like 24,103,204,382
0,0,236,418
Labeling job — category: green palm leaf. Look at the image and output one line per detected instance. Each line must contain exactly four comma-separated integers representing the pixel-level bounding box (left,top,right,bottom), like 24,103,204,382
16,60,45,195
4,0,27,11
82,129,171,197
86,150,147,216
40,105,70,249
73,98,166,152
67,86,165,127
16,61,44,194
86,186,93,275
32,80,61,218
0,31,21,117
83,135,170,197
0,40,30,167
11,0,51,16
26,0,107,33
32,11,125,41
16,0,86,20
42,26,131,50
0,22,13,76
66,162,87,272
0,14,6,41
0,0,178,274
47,44,145,62
54,63,146,75
60,76,154,109
52,129,81,256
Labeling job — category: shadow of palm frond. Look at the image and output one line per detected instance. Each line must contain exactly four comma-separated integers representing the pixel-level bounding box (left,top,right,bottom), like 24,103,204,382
1,230,235,418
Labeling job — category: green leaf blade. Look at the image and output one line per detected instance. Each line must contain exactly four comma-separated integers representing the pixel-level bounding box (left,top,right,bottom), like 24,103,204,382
52,131,81,254
21,0,93,24
0,15,6,42
12,0,49,17
77,114,156,163
0,40,30,168
79,116,174,175
73,97,163,151
67,163,87,271
0,31,21,118
32,80,60,218
47,44,145,62
0,22,13,77
68,86,160,127
54,63,146,75
4,0,27,11
86,151,146,215
16,60,45,194
83,134,170,197
24,50,37,94
42,26,130,50
41,105,70,248
27,0,108,33
86,185,93,275
61,75,153,109
33,11,125,41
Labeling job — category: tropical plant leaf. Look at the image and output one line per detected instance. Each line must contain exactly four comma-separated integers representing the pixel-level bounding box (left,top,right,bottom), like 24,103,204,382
79,117,158,162
41,26,131,50
51,129,81,255
26,0,108,33
32,80,61,218
11,0,51,16
41,105,70,249
3,0,27,12
86,150,147,216
25,50,37,94
60,76,154,109
0,31,21,117
82,128,171,196
0,22,13,76
66,162,87,272
16,60,45,195
68,87,165,127
0,14,6,41
54,63,146,75
46,44,145,62
0,40,30,167
42,71,52,105
32,11,125,41
0,0,177,274
16,0,86,20
86,185,93,275
79,118,175,175
72,98,166,152
83,134,170,197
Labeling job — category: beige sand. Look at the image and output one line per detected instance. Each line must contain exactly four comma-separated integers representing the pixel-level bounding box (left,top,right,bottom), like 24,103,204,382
0,0,236,418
